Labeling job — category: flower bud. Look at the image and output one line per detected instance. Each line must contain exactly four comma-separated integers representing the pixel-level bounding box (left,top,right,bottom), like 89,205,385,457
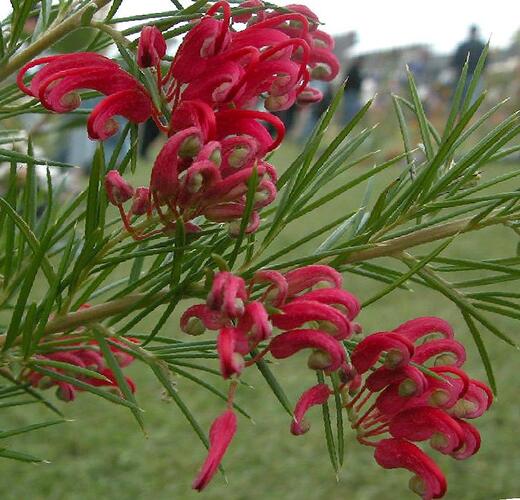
384,348,405,369
434,353,457,366
179,135,202,159
37,376,55,390
209,148,222,166
228,146,251,168
408,475,427,497
137,25,167,68
429,389,450,407
183,317,206,336
307,350,332,370
105,170,134,205
56,384,76,402
398,378,417,397
130,187,151,216
430,432,449,451
296,86,323,105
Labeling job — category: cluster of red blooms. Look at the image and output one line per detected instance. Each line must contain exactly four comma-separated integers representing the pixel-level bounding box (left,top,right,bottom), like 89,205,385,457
345,317,493,499
181,267,492,498
24,336,136,402
181,264,361,490
17,1,339,238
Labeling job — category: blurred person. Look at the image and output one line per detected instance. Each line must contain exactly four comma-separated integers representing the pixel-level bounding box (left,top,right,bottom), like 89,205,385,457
140,119,161,159
342,56,364,123
295,79,332,143
451,25,487,105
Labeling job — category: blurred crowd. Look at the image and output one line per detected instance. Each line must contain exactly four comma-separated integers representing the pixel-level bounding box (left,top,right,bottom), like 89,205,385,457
277,24,520,145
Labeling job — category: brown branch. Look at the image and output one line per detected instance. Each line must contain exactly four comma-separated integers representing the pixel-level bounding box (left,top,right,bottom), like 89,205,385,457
334,210,513,265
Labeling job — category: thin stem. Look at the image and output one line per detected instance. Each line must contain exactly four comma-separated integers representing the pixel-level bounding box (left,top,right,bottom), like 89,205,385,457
333,210,515,266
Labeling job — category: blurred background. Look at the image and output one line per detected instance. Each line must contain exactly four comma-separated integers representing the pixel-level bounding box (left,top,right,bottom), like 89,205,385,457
1,1,520,499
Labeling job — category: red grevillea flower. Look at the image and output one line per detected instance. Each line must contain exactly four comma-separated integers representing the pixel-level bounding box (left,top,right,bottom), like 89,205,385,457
207,271,248,319
217,327,245,379
351,332,415,374
18,2,339,239
105,170,134,205
269,329,346,373
291,383,331,435
388,407,465,455
374,438,447,500
24,336,136,402
284,264,343,297
192,409,237,491
178,265,361,489
137,25,167,68
344,316,493,499
17,53,152,140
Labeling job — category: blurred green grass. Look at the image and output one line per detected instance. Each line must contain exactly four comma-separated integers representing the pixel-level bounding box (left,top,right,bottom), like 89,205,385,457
2,140,520,500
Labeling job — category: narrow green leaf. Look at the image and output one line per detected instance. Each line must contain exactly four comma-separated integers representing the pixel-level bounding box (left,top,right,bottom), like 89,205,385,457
0,197,56,285
330,372,345,466
28,359,111,383
150,363,210,449
0,419,64,440
316,371,338,474
85,145,104,240
363,238,455,307
461,42,489,115
229,165,258,268
406,67,434,159
3,228,56,350
461,310,497,394
254,354,292,416
2,162,17,285
442,59,469,140
0,448,46,463
92,330,145,432
171,219,186,288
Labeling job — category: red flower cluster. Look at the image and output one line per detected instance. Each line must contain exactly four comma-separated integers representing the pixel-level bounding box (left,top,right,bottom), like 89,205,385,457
18,1,339,238
345,317,493,500
181,264,361,490
24,336,136,402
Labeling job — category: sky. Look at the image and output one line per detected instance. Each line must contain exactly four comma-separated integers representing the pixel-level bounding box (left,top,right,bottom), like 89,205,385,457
1,0,518,55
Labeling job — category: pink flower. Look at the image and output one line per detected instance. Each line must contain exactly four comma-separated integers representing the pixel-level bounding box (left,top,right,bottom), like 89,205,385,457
105,170,134,206
137,25,167,68
252,269,288,307
232,0,265,23
217,327,245,379
393,316,454,342
284,264,343,297
237,301,272,347
130,187,152,217
269,329,346,373
192,409,237,491
374,438,447,500
291,288,361,321
271,299,352,339
450,419,481,460
291,383,331,435
24,335,136,402
17,54,152,140
350,332,415,374
388,407,464,455
207,272,247,319
180,304,225,336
